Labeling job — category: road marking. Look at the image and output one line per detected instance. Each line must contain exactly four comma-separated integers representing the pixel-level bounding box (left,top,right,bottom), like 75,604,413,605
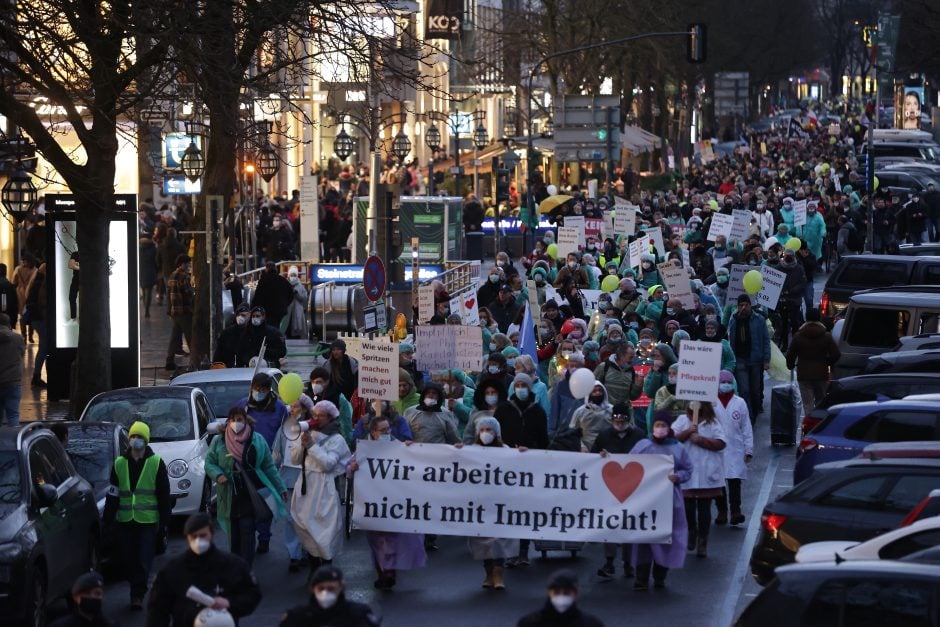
716,449,781,627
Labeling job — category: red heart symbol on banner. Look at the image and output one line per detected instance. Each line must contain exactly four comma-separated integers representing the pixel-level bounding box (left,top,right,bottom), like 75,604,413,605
464,297,476,309
601,461,644,503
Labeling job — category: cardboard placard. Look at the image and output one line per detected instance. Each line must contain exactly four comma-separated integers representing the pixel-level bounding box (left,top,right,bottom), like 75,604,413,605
756,265,787,310
726,264,751,302
357,339,399,401
646,227,665,259
658,262,695,310
461,290,480,326
557,226,582,259
628,234,650,268
415,325,485,372
615,208,637,238
792,199,807,227
418,284,436,323
706,213,734,242
730,209,753,242
675,340,722,401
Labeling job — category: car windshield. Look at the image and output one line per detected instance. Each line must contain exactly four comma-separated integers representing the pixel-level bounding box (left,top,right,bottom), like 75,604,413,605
0,451,20,504
188,381,250,418
84,398,193,442
66,431,113,485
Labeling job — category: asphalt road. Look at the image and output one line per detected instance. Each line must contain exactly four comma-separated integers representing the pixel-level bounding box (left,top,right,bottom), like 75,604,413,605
36,268,827,626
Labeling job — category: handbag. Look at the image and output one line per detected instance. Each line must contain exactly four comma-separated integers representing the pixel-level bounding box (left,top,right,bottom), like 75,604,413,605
234,461,273,523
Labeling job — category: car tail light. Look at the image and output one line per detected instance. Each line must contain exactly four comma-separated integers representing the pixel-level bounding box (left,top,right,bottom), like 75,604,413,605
820,291,830,316
801,415,822,436
799,437,818,453
762,513,788,533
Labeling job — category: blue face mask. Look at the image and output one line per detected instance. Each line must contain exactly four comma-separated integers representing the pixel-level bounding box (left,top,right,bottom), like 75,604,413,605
488,365,501,375
629,322,640,329
130,437,145,450
489,275,499,284
719,383,735,394
506,358,516,368
252,390,267,402
515,387,530,401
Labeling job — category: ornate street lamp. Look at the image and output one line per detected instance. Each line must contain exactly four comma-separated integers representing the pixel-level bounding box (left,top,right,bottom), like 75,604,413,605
180,140,205,183
473,123,489,150
1,166,38,220
256,142,279,182
425,123,441,152
392,129,412,162
334,128,354,160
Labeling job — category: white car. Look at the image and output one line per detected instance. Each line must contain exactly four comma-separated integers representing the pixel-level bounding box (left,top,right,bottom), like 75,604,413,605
170,367,283,419
795,514,940,564
80,386,216,515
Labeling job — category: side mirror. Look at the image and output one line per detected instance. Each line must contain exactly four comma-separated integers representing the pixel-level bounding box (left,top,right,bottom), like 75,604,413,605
35,483,58,508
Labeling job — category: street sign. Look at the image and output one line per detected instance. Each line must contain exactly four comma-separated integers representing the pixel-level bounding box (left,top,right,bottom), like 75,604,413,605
449,166,464,175
363,302,388,332
363,255,386,302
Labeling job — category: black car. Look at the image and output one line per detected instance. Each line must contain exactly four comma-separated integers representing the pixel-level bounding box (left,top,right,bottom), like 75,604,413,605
735,561,940,627
799,373,940,437
750,456,940,585
0,423,100,626
864,349,940,375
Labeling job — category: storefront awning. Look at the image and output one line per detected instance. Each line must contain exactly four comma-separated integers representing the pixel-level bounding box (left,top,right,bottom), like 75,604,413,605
621,125,662,154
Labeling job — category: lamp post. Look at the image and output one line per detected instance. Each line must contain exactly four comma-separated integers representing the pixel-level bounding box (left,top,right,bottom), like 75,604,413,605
425,123,441,196
472,118,489,199
424,109,487,200
2,165,38,264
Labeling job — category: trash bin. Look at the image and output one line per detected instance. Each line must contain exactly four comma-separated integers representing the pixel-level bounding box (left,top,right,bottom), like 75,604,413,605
465,231,484,261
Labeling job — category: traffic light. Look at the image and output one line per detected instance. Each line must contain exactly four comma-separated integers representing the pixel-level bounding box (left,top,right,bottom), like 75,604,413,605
688,23,706,63
496,166,510,204
595,129,608,141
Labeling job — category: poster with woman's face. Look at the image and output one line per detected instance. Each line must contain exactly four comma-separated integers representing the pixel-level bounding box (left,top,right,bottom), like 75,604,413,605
898,87,924,130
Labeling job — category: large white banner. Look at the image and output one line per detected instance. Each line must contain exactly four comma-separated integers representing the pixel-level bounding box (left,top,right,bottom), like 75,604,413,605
415,325,484,372
352,440,675,543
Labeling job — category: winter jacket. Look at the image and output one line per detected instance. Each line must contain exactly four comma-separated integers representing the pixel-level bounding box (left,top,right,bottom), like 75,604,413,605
0,325,25,386
494,395,549,449
517,601,605,627
798,212,827,259
593,357,642,415
590,424,645,455
569,383,613,450
786,321,841,381
652,385,690,423
236,394,291,446
547,371,579,435
727,312,771,366
405,383,460,444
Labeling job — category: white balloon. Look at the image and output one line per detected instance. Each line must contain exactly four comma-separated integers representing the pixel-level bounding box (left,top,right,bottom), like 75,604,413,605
547,184,558,196
569,368,597,399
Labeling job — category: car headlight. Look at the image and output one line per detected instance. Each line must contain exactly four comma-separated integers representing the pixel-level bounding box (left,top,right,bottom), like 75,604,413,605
167,459,189,479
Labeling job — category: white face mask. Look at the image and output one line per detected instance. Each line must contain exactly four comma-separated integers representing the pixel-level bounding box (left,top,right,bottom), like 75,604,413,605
230,421,246,434
188,537,211,555
315,590,338,609
311,383,324,395
550,594,575,613
479,431,495,445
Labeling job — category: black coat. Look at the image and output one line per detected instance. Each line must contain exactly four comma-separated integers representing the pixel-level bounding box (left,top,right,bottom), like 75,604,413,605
234,323,287,367
252,272,293,323
145,546,261,627
138,239,158,289
494,396,549,449
590,425,645,455
488,297,520,334
517,601,605,627
279,596,379,627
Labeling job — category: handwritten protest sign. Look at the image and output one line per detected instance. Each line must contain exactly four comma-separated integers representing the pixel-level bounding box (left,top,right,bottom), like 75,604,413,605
675,340,722,402
614,207,637,238
526,280,540,318
418,284,436,323
646,228,666,259
357,339,399,401
416,325,484,372
628,234,650,268
792,199,807,227
658,262,695,309
556,226,582,259
756,265,787,310
706,212,733,242
352,440,674,543
730,209,753,242
726,264,751,302
603,211,615,238
461,290,480,326
562,215,585,238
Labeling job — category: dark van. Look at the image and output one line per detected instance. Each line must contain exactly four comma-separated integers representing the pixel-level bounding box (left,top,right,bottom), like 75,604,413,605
821,255,940,318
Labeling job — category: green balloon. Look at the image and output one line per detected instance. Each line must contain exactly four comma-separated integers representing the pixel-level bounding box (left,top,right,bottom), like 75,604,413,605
277,372,304,405
743,270,763,295
601,274,620,292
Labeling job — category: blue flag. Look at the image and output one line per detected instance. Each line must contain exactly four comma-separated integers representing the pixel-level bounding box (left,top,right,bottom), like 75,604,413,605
518,302,538,366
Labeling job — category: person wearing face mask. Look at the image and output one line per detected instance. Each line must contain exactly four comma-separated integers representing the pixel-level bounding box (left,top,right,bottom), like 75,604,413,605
798,201,826,261
517,569,603,626
346,416,424,590
147,513,262,627
627,412,692,590
264,211,295,263
272,393,317,572
673,402,727,558
164,254,193,371
753,200,774,239
612,278,642,316
637,253,661,290
488,284,521,334
652,363,690,425
569,382,613,451
477,268,504,312
713,371,753,526
529,267,550,305
284,266,309,339
547,351,584,435
580,253,601,289
778,197,796,231
775,250,807,352
553,253,590,289
281,565,379,626
103,420,171,610
397,341,425,392
233,304,287,368
50,571,114,627
636,284,665,329
213,303,251,367
708,267,731,310
306,367,355,440
599,237,621,268
591,404,646,580
205,406,288,566
289,400,352,572
404,383,460,445
463,383,508,444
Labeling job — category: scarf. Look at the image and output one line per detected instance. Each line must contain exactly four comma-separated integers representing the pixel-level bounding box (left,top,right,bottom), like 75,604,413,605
733,313,752,357
718,391,734,407
225,424,252,464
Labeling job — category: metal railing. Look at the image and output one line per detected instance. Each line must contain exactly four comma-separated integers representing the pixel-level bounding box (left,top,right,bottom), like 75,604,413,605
420,260,481,297
310,280,336,341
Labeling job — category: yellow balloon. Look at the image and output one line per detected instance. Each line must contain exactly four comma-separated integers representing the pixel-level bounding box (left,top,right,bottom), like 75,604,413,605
743,270,763,296
786,237,802,251
601,275,620,292
873,176,879,191
546,243,558,259
277,373,304,405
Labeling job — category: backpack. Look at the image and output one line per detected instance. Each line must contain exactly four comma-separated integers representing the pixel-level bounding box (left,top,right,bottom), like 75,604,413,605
845,225,862,252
